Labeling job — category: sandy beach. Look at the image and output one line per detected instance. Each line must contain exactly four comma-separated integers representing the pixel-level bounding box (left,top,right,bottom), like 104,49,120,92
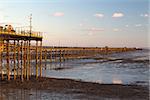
0,76,149,100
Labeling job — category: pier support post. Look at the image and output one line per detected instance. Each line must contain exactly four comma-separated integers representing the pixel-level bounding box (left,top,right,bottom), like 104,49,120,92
21,40,24,82
6,40,10,81
55,49,57,62
0,43,2,80
23,40,26,79
13,40,16,80
0,47,3,80
26,41,29,80
39,41,42,77
17,40,20,78
59,50,62,62
62,50,65,61
36,41,38,79
44,49,47,67
67,50,69,60
26,40,29,80
50,49,52,63
28,40,31,79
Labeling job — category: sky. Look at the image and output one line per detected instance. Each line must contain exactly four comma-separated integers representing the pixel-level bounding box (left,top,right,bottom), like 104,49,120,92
0,0,149,47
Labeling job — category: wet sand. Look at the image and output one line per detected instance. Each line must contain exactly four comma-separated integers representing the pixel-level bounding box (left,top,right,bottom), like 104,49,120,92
0,76,149,100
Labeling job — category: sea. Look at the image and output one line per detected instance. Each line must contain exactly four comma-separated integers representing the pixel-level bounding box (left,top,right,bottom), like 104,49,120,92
43,49,149,86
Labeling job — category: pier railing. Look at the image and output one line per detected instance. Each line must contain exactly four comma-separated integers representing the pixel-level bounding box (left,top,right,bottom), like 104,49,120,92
0,30,43,39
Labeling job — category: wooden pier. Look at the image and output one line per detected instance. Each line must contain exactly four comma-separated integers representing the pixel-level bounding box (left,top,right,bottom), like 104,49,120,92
0,27,43,81
0,25,138,82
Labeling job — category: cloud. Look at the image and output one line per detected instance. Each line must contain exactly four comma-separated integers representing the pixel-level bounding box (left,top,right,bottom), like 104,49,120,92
140,13,149,17
113,28,120,32
84,27,105,36
82,27,104,32
135,24,142,27
52,12,64,17
88,32,93,36
94,13,104,18
79,23,83,27
0,11,9,22
90,27,104,32
0,11,4,21
83,18,88,22
125,25,129,27
112,12,124,18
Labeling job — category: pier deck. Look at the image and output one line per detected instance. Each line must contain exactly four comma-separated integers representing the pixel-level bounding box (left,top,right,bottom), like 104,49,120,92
0,31,42,40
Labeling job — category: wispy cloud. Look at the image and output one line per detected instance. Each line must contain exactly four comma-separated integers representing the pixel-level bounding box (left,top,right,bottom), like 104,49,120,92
0,22,22,26
125,25,129,27
112,12,124,18
135,24,142,27
94,13,104,18
82,27,104,32
113,28,121,32
140,13,149,18
0,11,4,21
90,27,104,32
88,32,94,36
52,12,64,17
86,28,105,36
79,23,83,27
0,10,9,22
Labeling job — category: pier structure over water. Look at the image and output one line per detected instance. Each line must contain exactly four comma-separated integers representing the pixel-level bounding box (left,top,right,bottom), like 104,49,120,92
0,26,43,81
40,46,137,66
0,32,137,81
0,24,138,82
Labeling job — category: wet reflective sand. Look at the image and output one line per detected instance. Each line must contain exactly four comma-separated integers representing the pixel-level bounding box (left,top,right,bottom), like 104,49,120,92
0,77,149,100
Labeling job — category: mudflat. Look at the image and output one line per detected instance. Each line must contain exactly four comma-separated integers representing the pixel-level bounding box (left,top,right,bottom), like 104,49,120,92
0,76,149,100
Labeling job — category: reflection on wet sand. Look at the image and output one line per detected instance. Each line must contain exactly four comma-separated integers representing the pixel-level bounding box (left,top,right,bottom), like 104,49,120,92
0,88,83,100
0,88,27,100
112,79,123,84
0,77,149,100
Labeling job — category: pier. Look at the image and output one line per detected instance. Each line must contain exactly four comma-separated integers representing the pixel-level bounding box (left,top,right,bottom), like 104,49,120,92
0,35,137,82
0,26,43,81
0,23,138,81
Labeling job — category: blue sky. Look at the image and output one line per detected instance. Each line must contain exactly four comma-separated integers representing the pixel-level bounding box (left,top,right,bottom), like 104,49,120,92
0,0,149,47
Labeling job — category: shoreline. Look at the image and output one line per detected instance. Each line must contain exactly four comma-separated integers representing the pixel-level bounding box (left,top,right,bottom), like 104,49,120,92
0,76,149,100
